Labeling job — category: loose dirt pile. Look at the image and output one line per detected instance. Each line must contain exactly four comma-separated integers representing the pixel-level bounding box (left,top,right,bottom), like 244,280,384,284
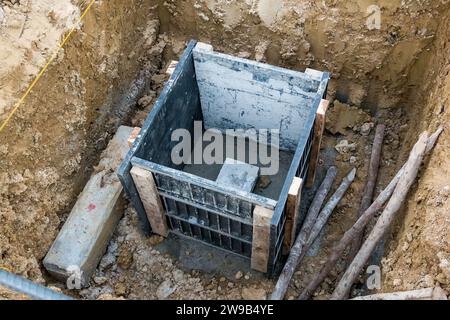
73,205,274,300
1,0,449,300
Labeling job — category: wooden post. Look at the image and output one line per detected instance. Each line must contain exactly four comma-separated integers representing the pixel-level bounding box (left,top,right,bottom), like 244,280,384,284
251,206,274,273
271,167,353,300
351,287,448,300
331,133,428,300
347,124,385,264
299,129,443,301
307,99,329,188
130,166,169,237
283,177,303,254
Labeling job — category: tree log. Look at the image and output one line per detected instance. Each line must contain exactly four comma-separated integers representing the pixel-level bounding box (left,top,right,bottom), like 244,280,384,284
330,132,428,299
271,167,357,300
347,124,385,263
298,168,356,267
351,287,448,300
270,167,337,300
299,167,338,242
298,126,443,300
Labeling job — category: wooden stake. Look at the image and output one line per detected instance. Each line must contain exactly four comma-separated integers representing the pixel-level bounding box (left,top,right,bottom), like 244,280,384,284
130,166,169,237
307,99,329,188
299,168,356,264
347,124,385,263
251,206,274,273
301,166,337,243
351,287,448,300
283,177,303,253
331,132,429,300
298,172,400,300
271,167,338,300
298,127,444,300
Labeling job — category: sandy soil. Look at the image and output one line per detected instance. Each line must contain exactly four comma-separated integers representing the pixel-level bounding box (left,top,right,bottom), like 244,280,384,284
381,16,450,294
0,0,80,121
1,0,449,300
0,0,163,283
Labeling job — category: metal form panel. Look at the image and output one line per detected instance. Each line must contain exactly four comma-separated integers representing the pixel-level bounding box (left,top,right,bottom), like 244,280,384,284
118,40,201,235
118,40,329,275
193,45,320,152
131,157,275,259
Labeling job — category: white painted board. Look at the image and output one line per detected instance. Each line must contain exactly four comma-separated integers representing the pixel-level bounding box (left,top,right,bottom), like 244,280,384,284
193,44,321,151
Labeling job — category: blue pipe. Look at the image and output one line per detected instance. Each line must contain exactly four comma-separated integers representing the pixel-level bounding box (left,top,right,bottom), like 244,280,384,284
0,269,73,300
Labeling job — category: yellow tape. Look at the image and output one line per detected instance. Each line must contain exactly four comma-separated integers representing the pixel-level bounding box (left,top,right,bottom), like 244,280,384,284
0,0,96,133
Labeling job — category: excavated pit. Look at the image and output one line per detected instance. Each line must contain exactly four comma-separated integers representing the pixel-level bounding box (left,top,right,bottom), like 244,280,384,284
0,0,449,300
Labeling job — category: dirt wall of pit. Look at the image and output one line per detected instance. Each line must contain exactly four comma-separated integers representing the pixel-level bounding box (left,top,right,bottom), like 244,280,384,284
0,0,162,282
161,0,448,111
160,0,450,293
381,14,450,292
0,0,449,295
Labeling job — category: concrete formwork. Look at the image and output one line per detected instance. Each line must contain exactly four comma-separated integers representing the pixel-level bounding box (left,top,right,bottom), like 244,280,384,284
118,40,329,275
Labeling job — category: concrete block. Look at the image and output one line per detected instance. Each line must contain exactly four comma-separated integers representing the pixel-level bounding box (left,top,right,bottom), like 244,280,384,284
43,126,134,287
216,158,259,193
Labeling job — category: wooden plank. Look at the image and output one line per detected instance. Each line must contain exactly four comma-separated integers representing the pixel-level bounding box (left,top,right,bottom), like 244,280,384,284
130,166,169,237
283,177,303,254
127,127,141,148
251,205,274,273
306,99,329,188
290,178,304,247
165,60,179,77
